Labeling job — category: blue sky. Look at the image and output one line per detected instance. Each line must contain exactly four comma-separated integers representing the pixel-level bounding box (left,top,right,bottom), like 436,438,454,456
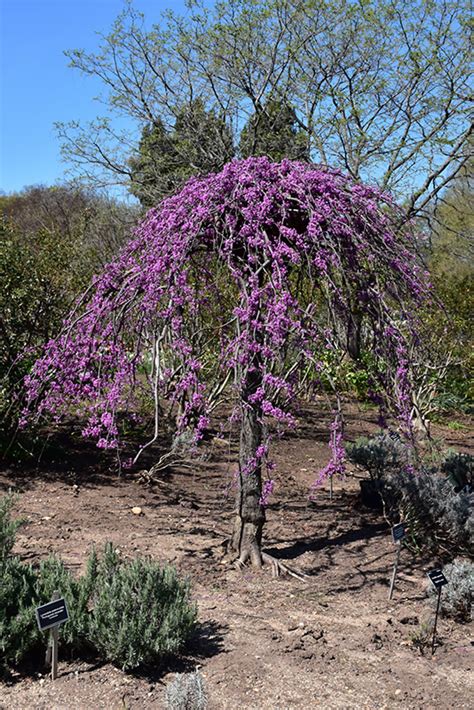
0,0,186,194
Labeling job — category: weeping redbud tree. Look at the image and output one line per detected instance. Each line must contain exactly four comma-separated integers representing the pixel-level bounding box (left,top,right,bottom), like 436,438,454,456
24,158,428,568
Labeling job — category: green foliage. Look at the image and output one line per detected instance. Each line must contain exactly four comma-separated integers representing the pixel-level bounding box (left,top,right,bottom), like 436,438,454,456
440,451,473,491
0,498,85,669
0,185,136,458
0,496,197,673
423,166,474,414
0,219,81,361
0,494,22,562
428,559,473,622
409,619,434,655
419,271,474,415
35,556,89,648
87,543,197,670
129,100,234,208
345,431,408,481
239,98,309,162
166,671,207,710
340,363,371,400
0,556,39,669
430,163,473,283
0,555,91,670
346,434,474,555
0,219,83,457
446,421,468,432
386,469,473,555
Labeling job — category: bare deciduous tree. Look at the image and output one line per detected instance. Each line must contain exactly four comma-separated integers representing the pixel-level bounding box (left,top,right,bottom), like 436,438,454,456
57,0,471,220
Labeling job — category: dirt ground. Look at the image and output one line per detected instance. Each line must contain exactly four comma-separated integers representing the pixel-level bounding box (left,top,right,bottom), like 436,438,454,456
1,402,472,710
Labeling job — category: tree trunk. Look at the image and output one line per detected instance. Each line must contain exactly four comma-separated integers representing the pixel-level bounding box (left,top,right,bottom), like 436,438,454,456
347,310,362,361
230,373,265,567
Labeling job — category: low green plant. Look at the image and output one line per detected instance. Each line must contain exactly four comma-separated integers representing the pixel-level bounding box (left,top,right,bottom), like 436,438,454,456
35,556,90,648
386,468,473,555
0,495,197,673
0,556,39,668
166,670,207,710
87,543,197,671
0,493,22,561
346,434,473,555
440,450,473,491
345,431,409,481
446,421,467,431
409,619,434,655
428,559,473,622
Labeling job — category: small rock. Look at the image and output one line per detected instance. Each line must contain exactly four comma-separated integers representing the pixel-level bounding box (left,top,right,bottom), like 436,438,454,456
131,506,143,515
302,628,324,641
287,622,302,631
371,633,384,649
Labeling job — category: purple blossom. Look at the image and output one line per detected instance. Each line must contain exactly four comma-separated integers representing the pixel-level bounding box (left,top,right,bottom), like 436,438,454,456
259,479,275,506
21,157,428,481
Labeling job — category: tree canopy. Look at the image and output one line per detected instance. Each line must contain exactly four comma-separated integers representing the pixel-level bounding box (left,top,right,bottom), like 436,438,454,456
24,158,428,564
0,185,137,452
239,98,309,162
129,100,234,207
59,0,472,223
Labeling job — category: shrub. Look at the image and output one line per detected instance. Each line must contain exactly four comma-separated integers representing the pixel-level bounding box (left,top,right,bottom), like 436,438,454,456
35,556,90,648
440,451,473,491
0,493,22,561
345,431,409,481
86,544,197,670
0,495,197,673
386,468,473,554
0,554,94,670
165,671,207,710
346,434,473,555
0,498,87,669
0,189,136,459
409,619,434,656
0,556,39,669
428,559,473,622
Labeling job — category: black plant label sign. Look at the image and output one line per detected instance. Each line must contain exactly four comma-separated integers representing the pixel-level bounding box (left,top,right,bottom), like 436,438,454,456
391,523,406,543
36,598,69,632
427,569,448,590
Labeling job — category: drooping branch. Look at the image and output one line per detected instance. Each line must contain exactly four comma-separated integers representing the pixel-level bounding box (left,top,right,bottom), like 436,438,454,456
23,158,428,486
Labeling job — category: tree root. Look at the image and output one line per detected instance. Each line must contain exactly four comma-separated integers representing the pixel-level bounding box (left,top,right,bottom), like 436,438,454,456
230,548,310,582
136,457,192,484
222,536,311,581
261,552,311,581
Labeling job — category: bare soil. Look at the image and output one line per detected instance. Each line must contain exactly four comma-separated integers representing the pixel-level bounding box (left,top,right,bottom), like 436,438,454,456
1,402,472,709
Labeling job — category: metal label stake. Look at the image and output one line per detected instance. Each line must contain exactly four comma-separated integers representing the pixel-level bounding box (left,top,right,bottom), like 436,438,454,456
388,523,406,600
36,590,69,681
427,569,448,655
